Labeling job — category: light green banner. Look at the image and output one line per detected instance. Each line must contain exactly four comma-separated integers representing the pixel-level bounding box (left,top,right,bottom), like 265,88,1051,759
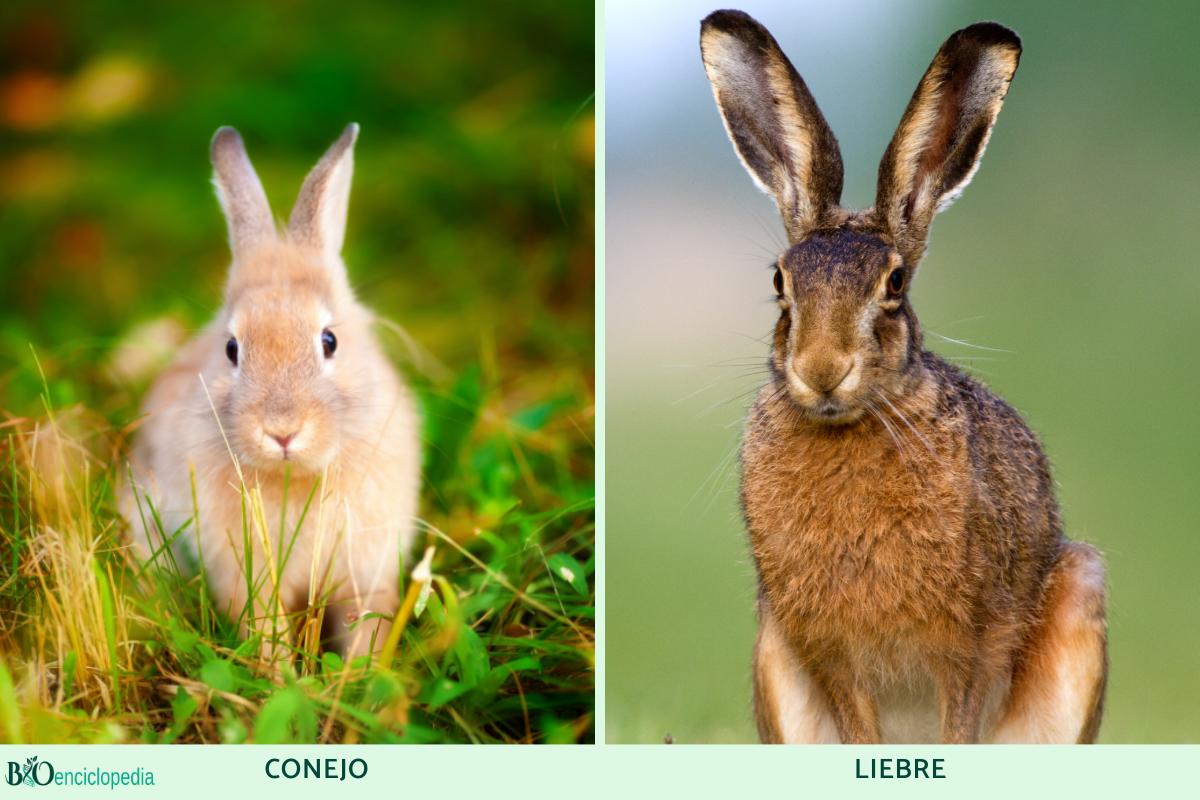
1,745,1197,798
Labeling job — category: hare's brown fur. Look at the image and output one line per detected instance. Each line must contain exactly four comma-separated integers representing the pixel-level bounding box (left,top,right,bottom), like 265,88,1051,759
701,10,1107,742
743,348,1088,742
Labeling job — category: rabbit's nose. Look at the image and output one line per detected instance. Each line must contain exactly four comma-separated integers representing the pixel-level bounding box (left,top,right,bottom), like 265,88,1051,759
269,431,298,450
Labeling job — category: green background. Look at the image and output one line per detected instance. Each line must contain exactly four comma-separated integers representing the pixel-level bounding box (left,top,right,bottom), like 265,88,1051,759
605,0,1200,742
0,0,593,396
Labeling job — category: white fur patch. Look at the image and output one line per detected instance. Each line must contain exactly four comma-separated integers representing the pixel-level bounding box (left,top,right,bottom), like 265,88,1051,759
758,613,840,743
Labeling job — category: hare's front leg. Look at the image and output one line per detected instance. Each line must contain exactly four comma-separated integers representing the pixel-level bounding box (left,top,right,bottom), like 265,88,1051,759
935,659,995,743
752,599,841,743
990,542,1108,743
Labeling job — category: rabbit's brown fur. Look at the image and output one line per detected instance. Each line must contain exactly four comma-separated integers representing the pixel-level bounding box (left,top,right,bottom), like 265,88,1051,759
701,11,1107,743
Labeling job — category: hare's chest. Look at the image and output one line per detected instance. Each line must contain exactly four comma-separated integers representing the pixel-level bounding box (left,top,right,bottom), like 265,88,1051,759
740,426,971,646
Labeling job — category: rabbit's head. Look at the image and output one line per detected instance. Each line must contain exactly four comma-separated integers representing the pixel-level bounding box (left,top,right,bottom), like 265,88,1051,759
701,11,1020,424
204,124,382,473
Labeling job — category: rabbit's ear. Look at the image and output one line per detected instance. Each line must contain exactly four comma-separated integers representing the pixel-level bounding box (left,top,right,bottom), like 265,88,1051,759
289,123,358,259
700,10,843,242
874,22,1021,262
211,127,275,257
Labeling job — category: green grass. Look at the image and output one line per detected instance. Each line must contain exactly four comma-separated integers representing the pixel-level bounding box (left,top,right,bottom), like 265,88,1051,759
0,347,594,744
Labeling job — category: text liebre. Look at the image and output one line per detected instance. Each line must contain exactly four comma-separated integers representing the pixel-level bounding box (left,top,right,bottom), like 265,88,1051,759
855,758,945,779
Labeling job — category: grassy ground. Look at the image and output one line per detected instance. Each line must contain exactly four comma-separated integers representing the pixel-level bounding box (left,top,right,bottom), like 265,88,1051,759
0,0,594,744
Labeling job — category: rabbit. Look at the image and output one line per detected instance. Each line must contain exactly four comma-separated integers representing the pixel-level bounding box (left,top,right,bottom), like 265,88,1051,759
120,124,421,662
699,10,1107,743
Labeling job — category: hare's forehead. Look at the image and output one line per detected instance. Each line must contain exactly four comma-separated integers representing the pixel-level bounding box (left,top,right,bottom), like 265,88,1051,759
783,231,898,292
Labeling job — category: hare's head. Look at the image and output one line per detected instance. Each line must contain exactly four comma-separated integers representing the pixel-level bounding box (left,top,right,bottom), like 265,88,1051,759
701,11,1020,424
206,124,380,473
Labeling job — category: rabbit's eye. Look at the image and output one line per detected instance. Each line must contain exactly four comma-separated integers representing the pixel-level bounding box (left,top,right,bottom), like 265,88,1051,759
773,267,784,296
225,337,238,366
321,328,337,359
886,267,907,297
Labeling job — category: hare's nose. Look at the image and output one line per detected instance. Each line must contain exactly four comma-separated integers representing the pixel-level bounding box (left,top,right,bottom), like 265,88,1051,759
796,356,854,395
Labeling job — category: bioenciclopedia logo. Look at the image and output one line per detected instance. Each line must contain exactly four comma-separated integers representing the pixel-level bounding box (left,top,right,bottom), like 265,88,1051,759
6,755,156,790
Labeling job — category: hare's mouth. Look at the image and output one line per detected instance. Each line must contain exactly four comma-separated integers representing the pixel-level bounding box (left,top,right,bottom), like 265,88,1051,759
781,360,866,426
779,381,864,425
807,397,865,426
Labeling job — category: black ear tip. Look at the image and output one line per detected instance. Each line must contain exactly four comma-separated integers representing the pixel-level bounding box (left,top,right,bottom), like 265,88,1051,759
701,9,766,38
700,9,772,53
956,21,1022,53
702,9,751,28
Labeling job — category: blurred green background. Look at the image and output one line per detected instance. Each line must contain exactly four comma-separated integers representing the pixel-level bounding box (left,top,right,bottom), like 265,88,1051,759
0,0,593,414
606,0,1199,742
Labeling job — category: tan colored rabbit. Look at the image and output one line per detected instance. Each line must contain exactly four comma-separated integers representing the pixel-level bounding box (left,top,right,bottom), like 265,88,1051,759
700,11,1107,743
121,124,420,662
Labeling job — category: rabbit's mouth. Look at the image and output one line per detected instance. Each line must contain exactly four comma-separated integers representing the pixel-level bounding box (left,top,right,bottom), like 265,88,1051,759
229,422,333,473
244,448,330,474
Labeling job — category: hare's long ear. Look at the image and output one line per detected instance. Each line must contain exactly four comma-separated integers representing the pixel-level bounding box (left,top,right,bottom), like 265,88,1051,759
289,123,359,260
874,22,1021,263
700,10,843,242
211,127,275,258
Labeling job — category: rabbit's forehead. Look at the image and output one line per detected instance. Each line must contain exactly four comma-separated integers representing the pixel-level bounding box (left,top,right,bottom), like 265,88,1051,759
228,288,331,338
783,230,897,294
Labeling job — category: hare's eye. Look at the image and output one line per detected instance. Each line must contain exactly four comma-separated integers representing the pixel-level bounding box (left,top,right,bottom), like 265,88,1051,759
886,267,907,297
773,267,784,296
321,328,337,359
225,337,238,366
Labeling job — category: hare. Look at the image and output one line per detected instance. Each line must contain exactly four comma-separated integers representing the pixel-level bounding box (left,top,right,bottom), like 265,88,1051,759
121,124,420,662
700,11,1107,743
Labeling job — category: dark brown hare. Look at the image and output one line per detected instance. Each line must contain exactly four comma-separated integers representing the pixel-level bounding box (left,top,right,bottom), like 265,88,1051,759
700,10,1107,743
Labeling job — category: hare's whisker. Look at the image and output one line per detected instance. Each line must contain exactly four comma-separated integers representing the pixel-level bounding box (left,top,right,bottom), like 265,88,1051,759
925,330,1013,354
671,377,735,406
873,388,943,465
864,398,914,465
689,435,742,512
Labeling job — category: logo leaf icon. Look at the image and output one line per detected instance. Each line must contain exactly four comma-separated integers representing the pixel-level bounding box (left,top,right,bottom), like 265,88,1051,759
21,756,39,787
